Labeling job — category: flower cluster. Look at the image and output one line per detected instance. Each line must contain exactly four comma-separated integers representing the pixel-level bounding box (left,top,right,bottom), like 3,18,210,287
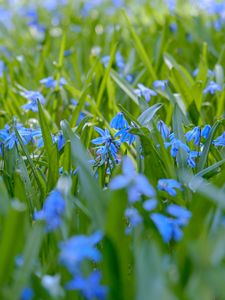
59,231,107,300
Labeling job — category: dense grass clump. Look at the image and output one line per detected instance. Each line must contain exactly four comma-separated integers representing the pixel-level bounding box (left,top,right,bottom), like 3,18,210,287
1,0,225,299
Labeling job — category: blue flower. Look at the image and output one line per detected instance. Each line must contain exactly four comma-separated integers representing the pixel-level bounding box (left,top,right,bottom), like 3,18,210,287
203,81,222,94
157,120,170,140
157,178,182,196
21,90,45,112
110,112,128,130
165,135,190,157
201,124,211,139
134,83,157,102
109,156,156,203
92,127,120,161
66,271,107,300
186,126,201,145
59,231,103,274
40,76,67,89
166,204,192,226
114,127,136,145
20,287,34,300
187,150,199,168
151,213,182,242
0,123,34,150
143,198,158,211
151,204,191,243
213,132,225,146
125,207,143,234
152,80,168,91
0,60,5,77
34,189,65,232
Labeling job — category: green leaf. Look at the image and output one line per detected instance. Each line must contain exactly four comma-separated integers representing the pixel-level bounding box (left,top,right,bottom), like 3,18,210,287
61,120,105,229
138,103,163,126
38,100,59,192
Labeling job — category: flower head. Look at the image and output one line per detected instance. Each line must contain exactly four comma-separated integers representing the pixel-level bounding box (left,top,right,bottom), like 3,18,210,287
34,189,65,232
203,81,222,94
157,178,182,196
59,231,103,274
109,156,156,202
134,83,157,102
66,271,107,300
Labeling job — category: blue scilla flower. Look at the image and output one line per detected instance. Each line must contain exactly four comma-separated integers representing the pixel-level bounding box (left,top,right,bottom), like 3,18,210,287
201,124,211,139
152,80,168,91
20,287,34,300
110,112,128,130
125,207,143,234
165,135,190,157
151,213,182,242
134,83,157,102
59,231,103,274
157,120,170,140
66,271,107,300
157,178,182,196
114,127,135,145
187,150,199,168
21,90,45,112
0,60,5,77
151,203,191,243
109,156,156,203
143,198,158,211
186,126,201,145
40,76,67,89
164,0,176,11
92,127,120,161
34,189,65,232
213,132,225,146
0,123,33,150
166,204,192,226
203,81,222,94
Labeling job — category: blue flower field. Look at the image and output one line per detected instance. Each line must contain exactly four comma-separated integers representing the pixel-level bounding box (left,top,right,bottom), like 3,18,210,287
1,0,225,299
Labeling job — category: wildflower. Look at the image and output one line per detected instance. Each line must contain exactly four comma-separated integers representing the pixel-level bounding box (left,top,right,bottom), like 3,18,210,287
213,132,225,146
187,150,199,168
157,120,170,140
92,127,120,161
34,189,65,232
20,287,34,300
21,90,45,112
201,124,211,139
203,81,222,94
125,207,143,234
134,83,157,102
152,80,168,91
0,60,5,77
157,178,182,196
186,126,201,145
59,231,103,274
110,112,128,130
165,135,190,157
0,123,33,150
151,203,191,243
166,204,192,225
143,198,158,211
114,127,136,145
40,76,67,89
66,271,107,300
109,156,156,203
